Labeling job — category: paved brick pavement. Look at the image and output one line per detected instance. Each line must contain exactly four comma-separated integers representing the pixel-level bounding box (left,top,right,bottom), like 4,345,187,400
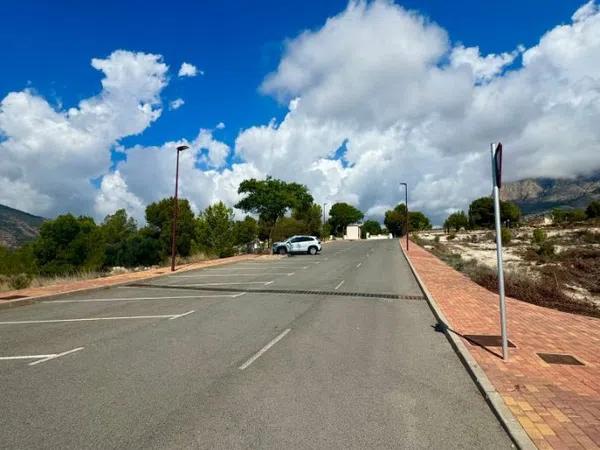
404,242,600,450
0,254,266,307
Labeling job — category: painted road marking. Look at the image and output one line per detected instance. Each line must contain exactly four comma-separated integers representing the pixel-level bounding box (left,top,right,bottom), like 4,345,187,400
182,281,274,287
169,310,195,320
0,311,195,325
1,347,84,366
170,273,294,277
45,294,239,303
356,262,362,268
239,328,291,370
335,280,345,290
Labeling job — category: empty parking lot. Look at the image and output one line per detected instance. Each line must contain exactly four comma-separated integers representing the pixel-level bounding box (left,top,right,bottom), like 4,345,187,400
0,240,511,449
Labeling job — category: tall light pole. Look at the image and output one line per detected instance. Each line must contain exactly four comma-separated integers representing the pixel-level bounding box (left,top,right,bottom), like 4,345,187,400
322,202,328,225
400,182,409,251
171,145,189,272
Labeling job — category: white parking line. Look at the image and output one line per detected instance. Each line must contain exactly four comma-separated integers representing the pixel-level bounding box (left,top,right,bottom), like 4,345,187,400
239,328,291,370
182,281,273,287
356,262,362,268
170,273,294,277
29,347,85,366
1,347,84,366
45,294,239,303
0,312,195,325
335,280,345,290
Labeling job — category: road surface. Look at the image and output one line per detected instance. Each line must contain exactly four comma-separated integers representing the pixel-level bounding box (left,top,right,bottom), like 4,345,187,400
0,240,511,449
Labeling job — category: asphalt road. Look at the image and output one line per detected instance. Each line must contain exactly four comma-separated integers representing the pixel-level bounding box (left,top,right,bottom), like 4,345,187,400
0,240,512,449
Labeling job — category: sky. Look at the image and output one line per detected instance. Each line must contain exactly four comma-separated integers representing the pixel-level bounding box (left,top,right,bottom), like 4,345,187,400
1,0,599,225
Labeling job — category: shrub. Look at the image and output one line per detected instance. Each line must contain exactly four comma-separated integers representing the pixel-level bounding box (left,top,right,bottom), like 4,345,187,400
9,273,32,290
434,236,440,243
537,241,555,258
532,228,547,244
501,227,512,245
447,233,456,241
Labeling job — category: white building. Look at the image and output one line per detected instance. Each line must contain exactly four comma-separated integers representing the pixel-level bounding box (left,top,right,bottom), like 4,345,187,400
344,223,362,240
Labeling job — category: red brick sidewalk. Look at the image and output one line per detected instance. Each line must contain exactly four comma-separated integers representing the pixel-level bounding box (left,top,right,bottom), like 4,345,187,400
403,242,600,450
0,254,268,308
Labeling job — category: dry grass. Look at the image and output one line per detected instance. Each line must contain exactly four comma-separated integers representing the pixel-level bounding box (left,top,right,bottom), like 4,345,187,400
0,270,105,293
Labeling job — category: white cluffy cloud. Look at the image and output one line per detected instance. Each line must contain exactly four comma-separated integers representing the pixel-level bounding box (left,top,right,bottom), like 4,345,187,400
2,1,600,226
0,50,168,217
169,98,185,110
178,62,201,77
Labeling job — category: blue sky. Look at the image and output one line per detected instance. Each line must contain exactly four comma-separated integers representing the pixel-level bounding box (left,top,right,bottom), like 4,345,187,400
1,0,583,151
1,0,598,223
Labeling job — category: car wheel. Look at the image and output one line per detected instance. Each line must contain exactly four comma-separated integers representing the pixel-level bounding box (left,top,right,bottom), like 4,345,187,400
278,247,287,255
308,246,317,255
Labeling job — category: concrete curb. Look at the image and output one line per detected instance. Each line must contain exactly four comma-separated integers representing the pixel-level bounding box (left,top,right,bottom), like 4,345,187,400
0,254,263,311
399,242,536,450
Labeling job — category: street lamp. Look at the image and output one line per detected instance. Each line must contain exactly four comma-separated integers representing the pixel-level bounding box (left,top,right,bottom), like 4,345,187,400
400,182,409,251
322,202,328,225
171,145,189,272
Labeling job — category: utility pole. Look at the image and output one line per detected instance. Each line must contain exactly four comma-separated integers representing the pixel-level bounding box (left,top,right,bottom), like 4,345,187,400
171,145,189,272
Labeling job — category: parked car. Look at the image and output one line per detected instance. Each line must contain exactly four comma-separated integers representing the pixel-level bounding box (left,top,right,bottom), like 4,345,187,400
272,235,322,255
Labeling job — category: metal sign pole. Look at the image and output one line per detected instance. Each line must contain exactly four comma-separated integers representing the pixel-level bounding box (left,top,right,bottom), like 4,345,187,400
491,143,508,361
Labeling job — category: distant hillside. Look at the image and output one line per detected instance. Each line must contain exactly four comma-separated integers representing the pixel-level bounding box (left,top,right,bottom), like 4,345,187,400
0,204,45,248
502,172,600,216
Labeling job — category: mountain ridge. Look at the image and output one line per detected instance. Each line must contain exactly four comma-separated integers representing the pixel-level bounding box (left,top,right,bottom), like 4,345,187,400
0,204,45,248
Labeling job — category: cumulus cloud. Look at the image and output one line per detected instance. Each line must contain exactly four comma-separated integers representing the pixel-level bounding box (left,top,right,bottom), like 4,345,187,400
2,1,600,227
216,121,225,129
169,98,185,110
0,50,168,217
178,62,201,77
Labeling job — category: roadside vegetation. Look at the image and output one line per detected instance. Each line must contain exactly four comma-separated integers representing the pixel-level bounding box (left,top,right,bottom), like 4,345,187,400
415,197,600,318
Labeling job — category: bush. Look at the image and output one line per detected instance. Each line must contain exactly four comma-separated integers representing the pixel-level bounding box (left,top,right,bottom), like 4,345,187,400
537,241,555,258
532,228,547,244
9,273,32,290
434,236,440,243
501,227,512,245
447,233,456,241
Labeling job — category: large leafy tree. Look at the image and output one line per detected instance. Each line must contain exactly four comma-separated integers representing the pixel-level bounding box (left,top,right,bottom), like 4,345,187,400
292,203,323,237
32,214,105,275
586,200,600,219
327,202,364,236
235,177,313,241
100,209,137,267
145,198,196,259
362,220,382,238
408,211,432,231
444,211,469,232
234,216,259,247
468,197,521,228
196,202,236,258
383,204,407,237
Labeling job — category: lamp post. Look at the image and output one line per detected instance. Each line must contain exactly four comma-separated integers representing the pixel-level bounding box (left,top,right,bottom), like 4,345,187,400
400,182,409,251
322,203,328,225
171,145,189,272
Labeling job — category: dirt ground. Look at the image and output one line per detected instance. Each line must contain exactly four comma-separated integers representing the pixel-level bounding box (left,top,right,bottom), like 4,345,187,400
415,226,600,310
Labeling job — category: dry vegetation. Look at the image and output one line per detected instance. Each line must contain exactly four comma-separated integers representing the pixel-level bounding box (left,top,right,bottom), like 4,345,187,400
415,225,600,318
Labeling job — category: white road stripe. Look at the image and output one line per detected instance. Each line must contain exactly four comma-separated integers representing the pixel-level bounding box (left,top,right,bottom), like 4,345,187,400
45,294,238,303
239,328,291,370
0,354,55,361
356,262,362,268
0,313,192,325
264,281,274,286
169,310,195,320
335,280,345,290
170,273,293,277
29,347,84,366
182,281,273,287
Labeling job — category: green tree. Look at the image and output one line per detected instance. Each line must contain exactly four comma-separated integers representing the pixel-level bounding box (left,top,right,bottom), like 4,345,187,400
100,209,138,267
196,202,236,258
271,217,307,242
384,209,405,237
443,211,469,232
32,214,105,275
586,200,600,219
145,198,196,259
235,177,313,242
327,202,364,236
234,216,259,247
552,208,586,224
292,203,323,237
468,197,521,228
409,211,432,231
362,220,382,238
